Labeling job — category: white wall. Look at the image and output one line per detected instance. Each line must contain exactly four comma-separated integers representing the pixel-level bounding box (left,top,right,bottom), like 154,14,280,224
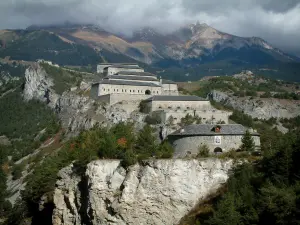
97,64,139,73
108,78,160,86
98,83,162,96
160,110,231,124
97,93,152,105
148,100,211,112
105,67,144,75
162,84,179,95
170,135,261,158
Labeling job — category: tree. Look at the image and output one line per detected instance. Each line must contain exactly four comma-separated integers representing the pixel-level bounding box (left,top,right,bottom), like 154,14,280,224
135,124,158,159
241,130,255,152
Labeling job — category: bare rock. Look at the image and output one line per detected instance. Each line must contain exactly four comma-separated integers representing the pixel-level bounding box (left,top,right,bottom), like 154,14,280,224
53,159,233,225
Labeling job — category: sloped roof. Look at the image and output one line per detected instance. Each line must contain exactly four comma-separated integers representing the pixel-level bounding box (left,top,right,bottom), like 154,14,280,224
99,79,160,87
106,65,142,69
162,79,177,84
105,75,158,82
169,124,260,136
117,71,156,77
147,95,207,101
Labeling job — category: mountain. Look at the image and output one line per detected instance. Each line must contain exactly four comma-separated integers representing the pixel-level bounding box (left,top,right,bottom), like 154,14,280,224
0,22,300,81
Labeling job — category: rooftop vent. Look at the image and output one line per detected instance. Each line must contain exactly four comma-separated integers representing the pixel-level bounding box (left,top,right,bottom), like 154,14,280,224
180,129,185,133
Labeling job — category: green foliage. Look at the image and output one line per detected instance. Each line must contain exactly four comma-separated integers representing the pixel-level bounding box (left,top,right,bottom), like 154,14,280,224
12,163,25,180
197,145,210,158
135,124,158,159
18,122,173,222
260,91,272,98
229,110,254,127
139,100,148,113
280,116,300,130
241,130,255,152
196,130,300,225
181,114,200,126
41,63,83,94
0,145,12,217
145,114,162,125
0,89,60,161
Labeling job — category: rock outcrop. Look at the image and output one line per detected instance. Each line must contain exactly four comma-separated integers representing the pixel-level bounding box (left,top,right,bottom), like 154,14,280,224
210,90,300,119
52,159,233,225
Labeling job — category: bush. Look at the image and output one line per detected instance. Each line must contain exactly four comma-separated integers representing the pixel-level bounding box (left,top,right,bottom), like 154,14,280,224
197,145,210,158
12,163,25,180
145,114,162,125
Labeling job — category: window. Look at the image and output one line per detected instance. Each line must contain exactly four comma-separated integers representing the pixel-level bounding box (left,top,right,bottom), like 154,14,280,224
103,88,105,91
117,89,118,92
114,89,115,91
130,90,131,92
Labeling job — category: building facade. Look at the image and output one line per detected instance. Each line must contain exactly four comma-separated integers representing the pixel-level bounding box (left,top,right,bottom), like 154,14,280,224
91,64,179,104
168,124,260,158
97,63,139,74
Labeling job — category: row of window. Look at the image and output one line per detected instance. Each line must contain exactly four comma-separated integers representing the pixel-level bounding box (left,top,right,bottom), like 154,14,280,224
102,88,159,94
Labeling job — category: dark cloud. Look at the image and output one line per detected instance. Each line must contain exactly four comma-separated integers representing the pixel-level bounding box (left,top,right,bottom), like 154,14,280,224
0,0,300,57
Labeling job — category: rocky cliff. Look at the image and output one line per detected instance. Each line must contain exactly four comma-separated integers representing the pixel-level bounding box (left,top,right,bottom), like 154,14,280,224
210,90,300,119
52,159,233,225
22,64,146,135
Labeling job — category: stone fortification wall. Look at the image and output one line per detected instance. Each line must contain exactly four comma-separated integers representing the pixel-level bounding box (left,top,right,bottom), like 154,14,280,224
170,135,261,158
105,67,144,76
158,110,231,124
97,64,139,73
162,84,178,95
98,93,152,105
148,100,211,112
98,83,162,96
108,77,160,86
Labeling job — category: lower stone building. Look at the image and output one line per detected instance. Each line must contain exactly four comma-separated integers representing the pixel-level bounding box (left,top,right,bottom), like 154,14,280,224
168,124,260,158
144,95,232,124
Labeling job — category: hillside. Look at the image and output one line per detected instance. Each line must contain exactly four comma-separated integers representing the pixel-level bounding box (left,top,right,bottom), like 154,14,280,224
1,23,300,82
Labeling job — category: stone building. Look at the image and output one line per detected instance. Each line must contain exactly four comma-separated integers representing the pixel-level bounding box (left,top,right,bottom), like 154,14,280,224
168,124,260,158
91,65,179,105
97,63,139,74
144,96,231,124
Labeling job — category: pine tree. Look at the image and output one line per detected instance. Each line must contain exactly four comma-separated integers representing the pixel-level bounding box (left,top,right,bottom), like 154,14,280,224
135,124,158,158
241,130,255,152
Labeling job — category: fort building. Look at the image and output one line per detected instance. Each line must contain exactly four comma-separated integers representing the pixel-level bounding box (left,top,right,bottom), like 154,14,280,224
168,124,260,158
97,63,139,74
143,96,232,124
91,64,179,105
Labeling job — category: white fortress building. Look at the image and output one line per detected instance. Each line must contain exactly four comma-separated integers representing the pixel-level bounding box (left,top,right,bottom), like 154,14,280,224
91,63,179,105
91,63,231,124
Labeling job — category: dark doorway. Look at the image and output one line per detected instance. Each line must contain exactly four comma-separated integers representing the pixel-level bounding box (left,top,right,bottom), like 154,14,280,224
145,90,151,95
214,147,223,153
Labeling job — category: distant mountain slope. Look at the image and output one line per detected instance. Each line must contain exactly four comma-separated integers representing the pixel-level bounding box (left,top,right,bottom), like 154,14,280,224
0,23,300,81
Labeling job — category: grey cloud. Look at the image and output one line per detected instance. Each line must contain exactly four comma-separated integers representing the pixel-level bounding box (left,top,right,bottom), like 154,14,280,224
0,0,300,56
261,0,300,12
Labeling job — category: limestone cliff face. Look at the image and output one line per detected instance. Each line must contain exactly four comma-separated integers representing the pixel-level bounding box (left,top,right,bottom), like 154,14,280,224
210,90,300,119
22,64,106,134
52,159,233,225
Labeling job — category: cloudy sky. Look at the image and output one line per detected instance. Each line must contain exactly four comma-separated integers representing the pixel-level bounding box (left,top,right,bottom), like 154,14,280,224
0,0,300,56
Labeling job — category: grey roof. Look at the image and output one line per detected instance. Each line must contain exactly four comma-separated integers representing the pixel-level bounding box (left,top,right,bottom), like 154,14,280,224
99,63,138,65
162,79,176,84
99,79,161,87
147,95,207,101
106,65,142,69
169,124,260,136
105,75,158,82
117,71,156,77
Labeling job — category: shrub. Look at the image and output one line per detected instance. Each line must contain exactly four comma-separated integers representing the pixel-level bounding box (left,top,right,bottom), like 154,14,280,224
12,163,25,180
145,114,162,125
197,145,210,158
